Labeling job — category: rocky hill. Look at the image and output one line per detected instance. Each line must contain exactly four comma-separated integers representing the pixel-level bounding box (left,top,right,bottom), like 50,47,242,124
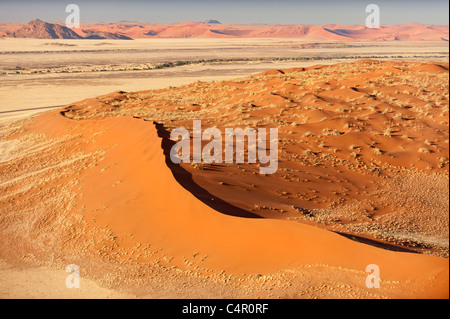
6,19,83,39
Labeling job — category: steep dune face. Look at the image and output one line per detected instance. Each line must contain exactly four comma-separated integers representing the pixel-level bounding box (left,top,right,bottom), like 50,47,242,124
0,60,448,298
2,110,447,298
42,61,450,254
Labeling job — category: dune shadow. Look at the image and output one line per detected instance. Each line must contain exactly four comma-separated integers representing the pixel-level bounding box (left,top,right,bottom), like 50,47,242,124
153,121,263,219
151,120,427,253
335,232,420,254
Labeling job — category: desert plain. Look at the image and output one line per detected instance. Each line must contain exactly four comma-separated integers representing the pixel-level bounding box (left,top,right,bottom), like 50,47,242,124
0,32,449,299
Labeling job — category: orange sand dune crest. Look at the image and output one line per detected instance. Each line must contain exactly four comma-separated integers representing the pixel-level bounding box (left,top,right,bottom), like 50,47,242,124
26,111,449,298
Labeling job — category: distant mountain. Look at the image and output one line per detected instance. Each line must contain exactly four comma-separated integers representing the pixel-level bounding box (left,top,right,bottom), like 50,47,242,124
6,19,83,39
203,20,221,24
5,19,134,40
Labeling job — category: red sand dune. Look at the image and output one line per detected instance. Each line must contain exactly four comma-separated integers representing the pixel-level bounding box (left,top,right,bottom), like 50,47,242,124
83,22,449,40
9,110,447,298
0,60,448,298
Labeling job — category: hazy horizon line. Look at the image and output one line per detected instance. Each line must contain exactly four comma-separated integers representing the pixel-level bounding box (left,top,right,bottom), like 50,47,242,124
3,19,450,27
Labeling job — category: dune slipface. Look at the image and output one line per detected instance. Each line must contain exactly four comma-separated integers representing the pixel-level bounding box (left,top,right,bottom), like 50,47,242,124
0,60,448,298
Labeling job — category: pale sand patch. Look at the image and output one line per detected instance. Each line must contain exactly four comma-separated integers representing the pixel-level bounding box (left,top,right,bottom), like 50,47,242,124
0,259,133,299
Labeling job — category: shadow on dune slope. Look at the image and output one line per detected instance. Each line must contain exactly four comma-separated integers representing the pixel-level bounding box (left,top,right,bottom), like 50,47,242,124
152,120,426,253
153,121,263,219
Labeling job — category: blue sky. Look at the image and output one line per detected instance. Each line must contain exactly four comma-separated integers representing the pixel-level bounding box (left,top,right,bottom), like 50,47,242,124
0,0,448,25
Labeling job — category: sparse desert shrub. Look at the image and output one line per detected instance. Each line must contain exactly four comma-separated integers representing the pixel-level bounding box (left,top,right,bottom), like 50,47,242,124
373,147,383,155
384,127,393,137
419,147,431,153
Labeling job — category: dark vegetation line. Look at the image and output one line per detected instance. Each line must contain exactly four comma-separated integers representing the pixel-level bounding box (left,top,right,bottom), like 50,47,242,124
151,55,446,69
0,105,64,114
3,54,448,75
